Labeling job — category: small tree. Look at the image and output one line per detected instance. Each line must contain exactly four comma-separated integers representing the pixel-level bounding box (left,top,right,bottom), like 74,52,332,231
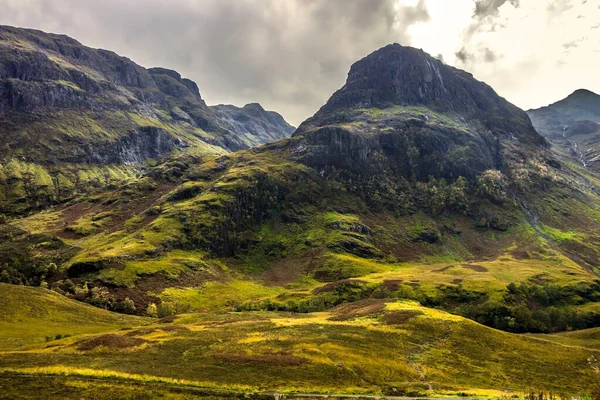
118,297,136,314
146,303,158,318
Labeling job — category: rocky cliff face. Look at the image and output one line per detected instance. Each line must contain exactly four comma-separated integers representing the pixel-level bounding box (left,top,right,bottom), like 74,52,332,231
0,25,294,214
290,44,549,188
311,44,544,147
210,103,295,148
528,89,600,170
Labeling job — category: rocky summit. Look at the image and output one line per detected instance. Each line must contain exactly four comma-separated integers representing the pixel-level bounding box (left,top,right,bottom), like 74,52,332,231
3,28,600,398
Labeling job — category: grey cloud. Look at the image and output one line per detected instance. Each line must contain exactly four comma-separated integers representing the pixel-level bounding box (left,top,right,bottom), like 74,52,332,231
455,47,472,63
563,41,579,49
474,0,520,18
465,0,520,40
547,0,574,16
483,48,498,62
455,47,500,65
0,0,430,126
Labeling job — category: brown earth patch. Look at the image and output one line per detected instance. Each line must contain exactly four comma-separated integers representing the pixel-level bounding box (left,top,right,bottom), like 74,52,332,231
451,278,463,285
52,183,176,237
381,310,424,325
328,299,388,321
99,285,161,312
158,316,177,324
76,334,147,351
461,264,488,272
529,273,551,285
433,265,454,273
212,351,306,366
263,248,325,286
312,279,366,295
381,279,403,291
511,249,531,260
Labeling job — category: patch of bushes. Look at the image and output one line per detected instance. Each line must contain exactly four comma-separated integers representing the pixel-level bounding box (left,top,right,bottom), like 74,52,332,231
459,282,600,333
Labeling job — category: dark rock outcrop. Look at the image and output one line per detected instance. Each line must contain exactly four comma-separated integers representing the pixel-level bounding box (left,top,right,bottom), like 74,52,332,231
311,43,544,147
290,44,549,185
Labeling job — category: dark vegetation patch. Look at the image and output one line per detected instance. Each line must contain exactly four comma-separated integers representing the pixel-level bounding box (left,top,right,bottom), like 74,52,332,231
459,281,600,333
381,310,424,325
160,325,189,332
76,334,148,351
158,316,177,324
123,328,156,337
381,279,403,291
461,264,488,272
262,248,324,286
312,279,367,295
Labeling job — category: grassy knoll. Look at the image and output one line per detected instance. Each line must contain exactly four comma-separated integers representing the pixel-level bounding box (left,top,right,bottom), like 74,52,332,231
1,286,599,396
0,283,147,350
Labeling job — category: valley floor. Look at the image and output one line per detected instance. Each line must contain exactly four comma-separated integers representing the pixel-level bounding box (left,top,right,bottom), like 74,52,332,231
0,284,598,398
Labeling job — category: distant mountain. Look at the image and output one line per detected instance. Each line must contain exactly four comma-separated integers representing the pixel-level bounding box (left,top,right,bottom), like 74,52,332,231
0,25,292,214
210,103,295,148
528,89,600,169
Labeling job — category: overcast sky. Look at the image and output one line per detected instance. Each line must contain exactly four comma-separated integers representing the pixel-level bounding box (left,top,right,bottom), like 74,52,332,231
1,0,598,126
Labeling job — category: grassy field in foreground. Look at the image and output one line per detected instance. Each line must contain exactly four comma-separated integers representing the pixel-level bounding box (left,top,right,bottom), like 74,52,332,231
0,285,599,397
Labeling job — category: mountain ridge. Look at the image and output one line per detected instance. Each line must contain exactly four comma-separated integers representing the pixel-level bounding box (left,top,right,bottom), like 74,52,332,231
0,24,294,214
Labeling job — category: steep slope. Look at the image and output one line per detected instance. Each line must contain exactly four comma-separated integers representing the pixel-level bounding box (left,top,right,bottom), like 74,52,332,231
0,25,293,215
528,89,600,169
210,103,295,148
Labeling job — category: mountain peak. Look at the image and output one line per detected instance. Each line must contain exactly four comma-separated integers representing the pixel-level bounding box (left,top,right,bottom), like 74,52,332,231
307,43,544,146
567,88,599,99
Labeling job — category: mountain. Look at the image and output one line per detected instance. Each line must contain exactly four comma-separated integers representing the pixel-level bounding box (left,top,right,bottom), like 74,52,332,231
210,103,295,148
3,37,600,395
528,89,600,169
0,25,293,215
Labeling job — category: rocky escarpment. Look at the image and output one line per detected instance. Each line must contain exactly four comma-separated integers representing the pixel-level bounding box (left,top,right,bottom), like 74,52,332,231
291,44,549,185
528,89,600,170
210,103,295,148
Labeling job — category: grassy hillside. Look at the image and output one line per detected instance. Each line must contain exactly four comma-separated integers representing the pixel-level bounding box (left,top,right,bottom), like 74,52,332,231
0,283,147,350
0,290,599,396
